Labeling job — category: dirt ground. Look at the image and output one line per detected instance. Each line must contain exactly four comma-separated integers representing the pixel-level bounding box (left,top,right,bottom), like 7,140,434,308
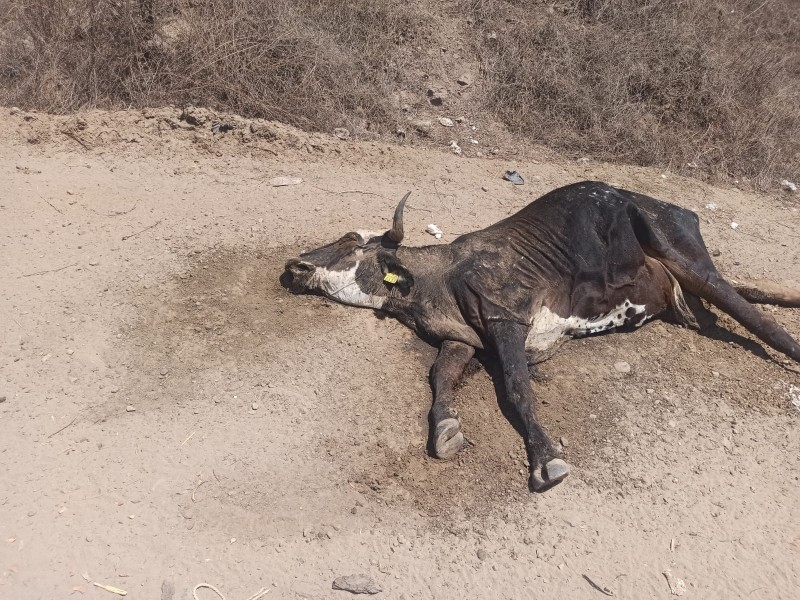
1,107,799,599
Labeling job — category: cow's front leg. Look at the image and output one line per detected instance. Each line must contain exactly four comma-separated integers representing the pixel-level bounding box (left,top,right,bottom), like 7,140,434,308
429,340,475,459
486,320,570,492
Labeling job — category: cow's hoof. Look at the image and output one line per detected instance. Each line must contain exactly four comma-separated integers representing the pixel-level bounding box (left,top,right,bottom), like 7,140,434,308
529,458,570,492
434,418,464,460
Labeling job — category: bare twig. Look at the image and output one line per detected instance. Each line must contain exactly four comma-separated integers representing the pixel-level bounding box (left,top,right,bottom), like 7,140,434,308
21,263,78,278
44,199,64,214
48,417,77,438
309,185,387,199
122,220,162,241
61,131,91,151
89,202,138,217
582,575,614,596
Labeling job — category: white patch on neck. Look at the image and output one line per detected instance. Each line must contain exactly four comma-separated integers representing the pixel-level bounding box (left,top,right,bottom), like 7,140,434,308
526,300,648,352
314,261,385,309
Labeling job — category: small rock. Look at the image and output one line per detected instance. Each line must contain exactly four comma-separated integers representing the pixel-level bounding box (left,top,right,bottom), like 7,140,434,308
449,140,462,155
270,176,303,187
10,107,21,115
66,349,74,356
705,203,717,211
614,361,631,374
251,402,259,410
481,186,488,192
503,170,524,185
646,388,655,394
88,259,99,266
457,73,472,86
780,179,797,193
438,117,454,127
560,436,569,448
712,370,720,377
711,248,721,257
426,88,448,106
332,574,382,595
0,395,6,403
110,386,120,394
487,31,497,40
425,224,443,239
126,405,135,412
161,579,175,600
476,549,488,561
333,128,350,140
410,120,432,134
730,222,738,230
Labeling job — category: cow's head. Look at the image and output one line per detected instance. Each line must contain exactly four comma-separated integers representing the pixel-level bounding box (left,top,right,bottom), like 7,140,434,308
283,192,414,308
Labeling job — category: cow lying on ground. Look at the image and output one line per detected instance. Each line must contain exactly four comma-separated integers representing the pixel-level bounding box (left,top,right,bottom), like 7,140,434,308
283,181,800,492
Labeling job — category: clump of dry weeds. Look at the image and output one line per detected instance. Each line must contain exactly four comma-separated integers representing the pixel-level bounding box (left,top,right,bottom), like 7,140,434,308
1,0,798,185
0,0,424,131
468,0,800,184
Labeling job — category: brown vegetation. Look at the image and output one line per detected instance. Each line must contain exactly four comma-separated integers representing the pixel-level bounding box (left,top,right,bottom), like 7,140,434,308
468,0,800,184
1,0,798,184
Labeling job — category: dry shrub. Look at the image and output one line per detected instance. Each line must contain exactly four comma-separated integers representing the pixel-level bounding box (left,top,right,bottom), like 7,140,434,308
469,0,800,184
0,0,424,130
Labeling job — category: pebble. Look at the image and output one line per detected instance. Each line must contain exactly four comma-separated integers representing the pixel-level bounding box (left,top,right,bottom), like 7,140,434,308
410,120,432,133
161,579,175,600
646,388,655,394
560,436,569,448
332,574,382,595
110,386,120,393
457,73,472,86
780,179,797,193
438,117,454,127
126,405,135,412
0,395,6,403
477,549,488,561
251,402,259,410
614,361,631,374
66,349,74,355
481,186,488,192
88,259,99,266
333,128,350,140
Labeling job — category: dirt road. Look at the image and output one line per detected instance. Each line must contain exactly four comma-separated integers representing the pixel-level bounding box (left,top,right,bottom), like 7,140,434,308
1,108,799,599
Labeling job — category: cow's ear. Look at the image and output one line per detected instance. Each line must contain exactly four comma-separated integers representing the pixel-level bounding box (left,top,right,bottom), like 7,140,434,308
377,250,414,292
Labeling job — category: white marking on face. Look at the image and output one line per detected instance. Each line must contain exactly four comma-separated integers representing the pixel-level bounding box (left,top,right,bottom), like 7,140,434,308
313,261,385,309
525,300,648,352
355,230,384,243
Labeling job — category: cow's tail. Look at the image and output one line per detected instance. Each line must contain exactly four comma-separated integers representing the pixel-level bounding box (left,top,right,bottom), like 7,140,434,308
730,279,800,308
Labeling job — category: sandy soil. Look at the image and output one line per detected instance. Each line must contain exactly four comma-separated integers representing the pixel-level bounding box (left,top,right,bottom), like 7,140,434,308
1,107,799,600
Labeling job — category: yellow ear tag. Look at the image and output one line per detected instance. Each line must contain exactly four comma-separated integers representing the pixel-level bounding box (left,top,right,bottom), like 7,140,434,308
383,272,399,284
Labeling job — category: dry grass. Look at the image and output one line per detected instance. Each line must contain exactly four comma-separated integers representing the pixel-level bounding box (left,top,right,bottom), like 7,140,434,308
467,0,800,184
1,0,799,184
0,0,424,130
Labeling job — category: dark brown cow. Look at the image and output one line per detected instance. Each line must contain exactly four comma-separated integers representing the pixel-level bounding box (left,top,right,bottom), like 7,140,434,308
284,181,800,491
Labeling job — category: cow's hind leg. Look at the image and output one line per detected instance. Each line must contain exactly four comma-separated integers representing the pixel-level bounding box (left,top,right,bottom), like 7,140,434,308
666,262,800,362
429,340,475,459
486,320,569,492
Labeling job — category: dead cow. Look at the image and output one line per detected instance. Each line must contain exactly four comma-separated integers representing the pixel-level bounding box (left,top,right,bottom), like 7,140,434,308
284,181,800,491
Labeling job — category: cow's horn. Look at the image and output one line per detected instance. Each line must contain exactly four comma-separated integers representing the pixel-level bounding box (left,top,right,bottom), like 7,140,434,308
386,191,410,244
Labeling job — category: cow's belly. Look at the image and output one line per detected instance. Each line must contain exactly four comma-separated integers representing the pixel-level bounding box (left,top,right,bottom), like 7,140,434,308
525,300,650,354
